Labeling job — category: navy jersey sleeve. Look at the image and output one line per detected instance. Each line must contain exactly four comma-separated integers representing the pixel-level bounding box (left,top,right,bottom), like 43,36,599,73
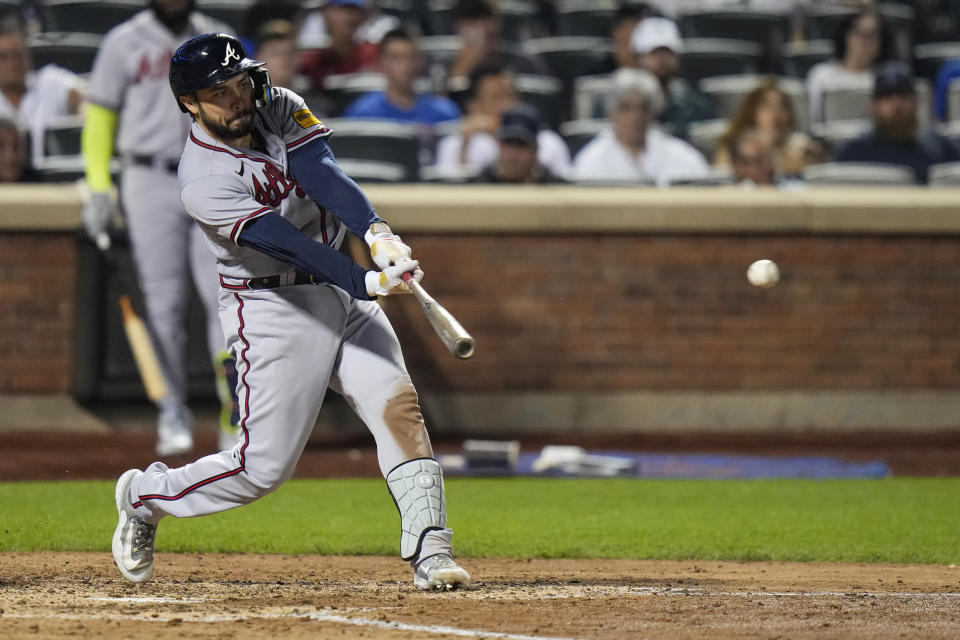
237,212,372,300
287,137,382,239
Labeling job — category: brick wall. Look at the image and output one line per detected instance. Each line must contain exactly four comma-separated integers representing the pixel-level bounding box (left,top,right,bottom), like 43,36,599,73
0,233,76,392
3,231,960,394
382,233,960,392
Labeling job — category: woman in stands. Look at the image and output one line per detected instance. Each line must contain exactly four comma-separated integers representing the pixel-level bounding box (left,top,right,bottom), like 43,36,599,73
715,80,826,178
805,7,895,125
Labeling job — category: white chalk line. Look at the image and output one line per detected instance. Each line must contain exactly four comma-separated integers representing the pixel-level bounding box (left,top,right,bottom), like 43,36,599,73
0,609,582,640
626,587,960,598
90,596,204,604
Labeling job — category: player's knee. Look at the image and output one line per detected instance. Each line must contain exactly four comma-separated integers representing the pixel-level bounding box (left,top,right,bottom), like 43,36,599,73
241,463,290,498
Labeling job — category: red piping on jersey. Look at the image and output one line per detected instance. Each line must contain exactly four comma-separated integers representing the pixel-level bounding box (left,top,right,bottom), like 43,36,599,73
230,207,270,243
285,128,330,150
189,132,270,163
133,295,252,507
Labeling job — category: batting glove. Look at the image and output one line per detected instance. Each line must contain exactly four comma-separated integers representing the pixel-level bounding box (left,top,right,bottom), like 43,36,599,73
82,191,115,243
365,259,423,297
365,222,412,270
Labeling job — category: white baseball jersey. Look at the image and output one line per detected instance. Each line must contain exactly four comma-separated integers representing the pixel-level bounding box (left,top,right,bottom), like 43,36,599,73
179,88,342,282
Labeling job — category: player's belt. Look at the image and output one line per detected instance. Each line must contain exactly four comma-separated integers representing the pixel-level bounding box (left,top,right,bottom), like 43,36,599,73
127,154,180,173
220,271,317,290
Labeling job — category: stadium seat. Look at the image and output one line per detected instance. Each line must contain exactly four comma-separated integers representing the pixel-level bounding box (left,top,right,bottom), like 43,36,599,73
686,118,728,160
514,74,565,128
43,0,142,35
333,159,408,183
417,34,462,81
678,39,764,86
43,115,84,157
554,0,616,38
194,0,251,34
422,0,456,36
928,162,960,186
802,162,916,186
809,119,871,153
821,77,932,130
322,118,423,182
28,32,101,75
521,37,611,85
781,39,834,79
914,42,960,82
668,166,734,186
678,10,791,71
571,74,612,121
419,164,481,183
937,121,960,144
498,0,541,42
700,75,807,129
558,118,606,157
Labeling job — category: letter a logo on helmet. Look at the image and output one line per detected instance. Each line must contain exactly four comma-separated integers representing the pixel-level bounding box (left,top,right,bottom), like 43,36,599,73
221,42,240,67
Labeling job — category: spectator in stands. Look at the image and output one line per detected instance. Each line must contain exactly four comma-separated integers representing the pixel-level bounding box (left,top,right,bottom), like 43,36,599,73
0,116,37,182
299,0,379,94
343,28,460,124
254,20,310,95
0,22,84,167
805,7,895,125
630,16,714,140
715,80,826,177
572,68,709,186
471,104,566,184
445,0,550,85
834,62,960,184
728,128,776,186
583,2,658,77
434,62,571,178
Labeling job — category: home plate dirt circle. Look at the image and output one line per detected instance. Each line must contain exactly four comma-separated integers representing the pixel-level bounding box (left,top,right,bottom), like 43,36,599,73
2,553,959,639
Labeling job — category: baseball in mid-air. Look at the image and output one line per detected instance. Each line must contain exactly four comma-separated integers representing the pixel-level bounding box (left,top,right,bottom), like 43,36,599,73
747,259,780,288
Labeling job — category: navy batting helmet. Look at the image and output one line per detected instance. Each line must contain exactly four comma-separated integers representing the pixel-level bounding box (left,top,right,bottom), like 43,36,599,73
169,33,273,112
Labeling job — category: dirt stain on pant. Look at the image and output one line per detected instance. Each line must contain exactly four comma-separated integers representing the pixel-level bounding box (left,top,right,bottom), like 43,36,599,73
382,380,432,460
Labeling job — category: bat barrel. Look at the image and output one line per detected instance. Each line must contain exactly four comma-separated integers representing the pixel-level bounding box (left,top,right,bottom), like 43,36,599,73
454,337,475,359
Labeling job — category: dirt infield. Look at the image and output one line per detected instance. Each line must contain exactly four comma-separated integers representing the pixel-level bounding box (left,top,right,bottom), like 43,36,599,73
1,553,958,639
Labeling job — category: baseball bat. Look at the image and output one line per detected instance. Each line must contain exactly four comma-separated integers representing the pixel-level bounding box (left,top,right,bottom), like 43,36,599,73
118,294,168,402
96,232,168,402
402,273,475,359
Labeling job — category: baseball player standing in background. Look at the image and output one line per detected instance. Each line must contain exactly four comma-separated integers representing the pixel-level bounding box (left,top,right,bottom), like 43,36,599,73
110,33,471,592
80,0,239,456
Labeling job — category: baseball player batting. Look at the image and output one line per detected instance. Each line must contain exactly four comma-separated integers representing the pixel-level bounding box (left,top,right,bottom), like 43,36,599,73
80,0,240,456
111,33,471,591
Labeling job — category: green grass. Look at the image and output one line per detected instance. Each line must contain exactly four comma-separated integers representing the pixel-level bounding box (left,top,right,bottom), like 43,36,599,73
1,478,957,564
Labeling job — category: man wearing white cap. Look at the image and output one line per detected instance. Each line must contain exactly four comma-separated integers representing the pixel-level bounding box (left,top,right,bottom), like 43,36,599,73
630,16,713,140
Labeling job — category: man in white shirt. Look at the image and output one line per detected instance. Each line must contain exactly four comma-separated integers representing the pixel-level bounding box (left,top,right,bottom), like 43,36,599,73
0,23,84,166
572,67,708,186
432,62,570,179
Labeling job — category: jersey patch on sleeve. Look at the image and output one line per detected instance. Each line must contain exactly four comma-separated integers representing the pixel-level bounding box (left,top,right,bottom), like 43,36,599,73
293,108,321,129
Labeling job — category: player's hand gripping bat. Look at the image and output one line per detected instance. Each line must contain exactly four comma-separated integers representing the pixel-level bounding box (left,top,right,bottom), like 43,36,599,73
402,273,475,359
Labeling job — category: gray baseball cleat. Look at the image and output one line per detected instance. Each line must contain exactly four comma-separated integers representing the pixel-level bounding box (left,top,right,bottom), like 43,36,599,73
112,469,157,583
413,554,471,591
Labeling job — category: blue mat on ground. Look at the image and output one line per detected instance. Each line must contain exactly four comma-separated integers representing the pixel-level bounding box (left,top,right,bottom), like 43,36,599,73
441,451,890,479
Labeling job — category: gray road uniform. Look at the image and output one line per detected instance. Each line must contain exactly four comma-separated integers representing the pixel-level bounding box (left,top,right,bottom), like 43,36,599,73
124,86,458,574
84,10,235,453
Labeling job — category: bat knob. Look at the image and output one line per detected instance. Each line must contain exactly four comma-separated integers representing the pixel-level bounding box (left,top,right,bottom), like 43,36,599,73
96,232,111,251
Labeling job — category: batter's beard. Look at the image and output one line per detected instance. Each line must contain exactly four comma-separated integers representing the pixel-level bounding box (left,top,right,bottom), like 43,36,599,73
151,0,195,34
876,112,917,144
198,107,256,143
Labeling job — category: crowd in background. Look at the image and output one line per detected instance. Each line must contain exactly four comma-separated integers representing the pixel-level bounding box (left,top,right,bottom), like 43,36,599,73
1,0,960,186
